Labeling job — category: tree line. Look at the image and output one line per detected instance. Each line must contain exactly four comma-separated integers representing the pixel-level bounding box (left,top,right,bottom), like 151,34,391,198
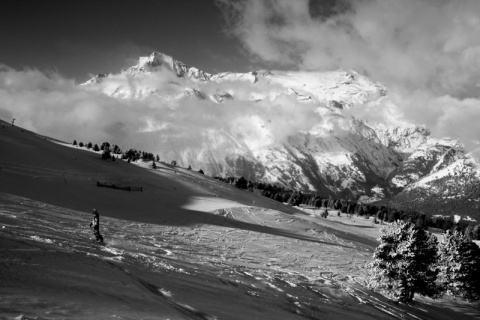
213,175,480,241
73,139,206,172
73,139,159,163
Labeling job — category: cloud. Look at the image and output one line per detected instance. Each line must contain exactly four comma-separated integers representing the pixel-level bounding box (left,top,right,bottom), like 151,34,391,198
198,76,323,142
0,65,324,170
217,0,480,149
0,66,145,146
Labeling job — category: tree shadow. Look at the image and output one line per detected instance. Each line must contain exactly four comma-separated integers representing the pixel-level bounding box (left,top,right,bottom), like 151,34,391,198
177,208,356,248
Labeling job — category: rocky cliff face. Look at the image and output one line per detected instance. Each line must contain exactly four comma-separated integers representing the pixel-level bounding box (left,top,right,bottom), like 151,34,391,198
82,52,480,215
125,52,212,82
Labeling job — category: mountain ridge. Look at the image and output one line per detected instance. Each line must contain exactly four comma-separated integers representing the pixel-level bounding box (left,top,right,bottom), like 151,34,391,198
81,51,480,218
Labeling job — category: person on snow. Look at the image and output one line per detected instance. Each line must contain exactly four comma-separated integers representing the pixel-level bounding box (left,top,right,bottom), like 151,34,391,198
89,209,104,243
320,209,329,218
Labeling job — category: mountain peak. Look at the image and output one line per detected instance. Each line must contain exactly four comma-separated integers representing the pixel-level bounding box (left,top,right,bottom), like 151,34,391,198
78,50,480,219
138,52,175,69
126,51,212,81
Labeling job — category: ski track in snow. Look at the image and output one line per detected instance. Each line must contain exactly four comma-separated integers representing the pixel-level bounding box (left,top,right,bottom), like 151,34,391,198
1,193,478,319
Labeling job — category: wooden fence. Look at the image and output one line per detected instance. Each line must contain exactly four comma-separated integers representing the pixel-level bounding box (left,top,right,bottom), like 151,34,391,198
96,181,143,192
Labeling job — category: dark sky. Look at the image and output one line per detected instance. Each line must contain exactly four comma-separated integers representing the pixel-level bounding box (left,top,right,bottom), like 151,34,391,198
0,0,254,82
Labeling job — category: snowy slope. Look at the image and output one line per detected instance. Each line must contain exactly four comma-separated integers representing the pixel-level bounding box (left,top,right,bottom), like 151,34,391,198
2,119,478,320
82,52,480,212
389,151,480,219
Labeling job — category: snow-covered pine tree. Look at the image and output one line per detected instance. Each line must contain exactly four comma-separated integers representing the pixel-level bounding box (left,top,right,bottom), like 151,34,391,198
367,221,439,303
438,230,480,302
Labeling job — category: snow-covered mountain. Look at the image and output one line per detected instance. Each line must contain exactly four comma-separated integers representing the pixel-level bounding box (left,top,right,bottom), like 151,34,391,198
82,52,480,217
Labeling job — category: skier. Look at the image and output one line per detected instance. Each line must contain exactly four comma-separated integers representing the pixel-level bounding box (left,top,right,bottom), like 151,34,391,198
320,208,329,218
89,209,104,244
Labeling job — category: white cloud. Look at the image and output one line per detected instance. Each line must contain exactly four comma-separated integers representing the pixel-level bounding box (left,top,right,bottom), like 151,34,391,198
0,66,324,168
0,66,144,146
217,0,480,149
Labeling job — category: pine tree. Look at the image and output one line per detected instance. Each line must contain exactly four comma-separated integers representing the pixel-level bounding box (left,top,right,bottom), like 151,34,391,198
464,225,474,240
438,230,480,302
101,150,111,160
367,221,440,303
113,145,121,154
235,176,248,189
472,224,480,240
287,192,302,206
73,139,77,146
101,142,110,151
